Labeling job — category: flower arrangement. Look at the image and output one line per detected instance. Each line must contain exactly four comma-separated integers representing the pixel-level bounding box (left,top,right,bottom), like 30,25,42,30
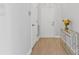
63,19,71,31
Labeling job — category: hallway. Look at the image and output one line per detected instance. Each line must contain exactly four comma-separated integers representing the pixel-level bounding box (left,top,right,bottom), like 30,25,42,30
31,38,67,55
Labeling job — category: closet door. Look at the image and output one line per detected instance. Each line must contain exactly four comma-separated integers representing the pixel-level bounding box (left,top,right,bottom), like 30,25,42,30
40,7,57,37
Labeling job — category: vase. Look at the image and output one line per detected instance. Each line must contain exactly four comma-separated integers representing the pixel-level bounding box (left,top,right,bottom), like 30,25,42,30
65,26,68,31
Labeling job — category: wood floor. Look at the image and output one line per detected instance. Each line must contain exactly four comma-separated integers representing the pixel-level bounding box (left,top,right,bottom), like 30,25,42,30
31,38,67,55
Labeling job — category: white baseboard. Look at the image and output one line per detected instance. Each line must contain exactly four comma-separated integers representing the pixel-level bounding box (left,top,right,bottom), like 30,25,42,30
28,36,40,55
26,48,32,55
31,36,40,48
40,35,61,39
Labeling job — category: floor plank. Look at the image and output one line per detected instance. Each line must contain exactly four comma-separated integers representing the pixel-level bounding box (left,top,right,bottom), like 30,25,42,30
31,38,67,55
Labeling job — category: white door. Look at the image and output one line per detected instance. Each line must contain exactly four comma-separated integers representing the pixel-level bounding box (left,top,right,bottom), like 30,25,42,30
40,7,57,37
31,4,38,48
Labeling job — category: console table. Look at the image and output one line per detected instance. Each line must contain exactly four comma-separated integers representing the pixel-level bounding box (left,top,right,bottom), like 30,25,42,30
61,29,79,55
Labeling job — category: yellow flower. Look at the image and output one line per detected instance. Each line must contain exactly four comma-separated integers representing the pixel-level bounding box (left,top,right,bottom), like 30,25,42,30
63,19,71,26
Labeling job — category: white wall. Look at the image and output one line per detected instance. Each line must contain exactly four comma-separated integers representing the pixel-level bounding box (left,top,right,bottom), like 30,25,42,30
61,3,79,33
0,3,31,54
0,4,11,54
39,3,79,38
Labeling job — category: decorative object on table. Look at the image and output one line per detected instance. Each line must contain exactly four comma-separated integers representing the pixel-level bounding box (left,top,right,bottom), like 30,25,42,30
63,19,71,32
